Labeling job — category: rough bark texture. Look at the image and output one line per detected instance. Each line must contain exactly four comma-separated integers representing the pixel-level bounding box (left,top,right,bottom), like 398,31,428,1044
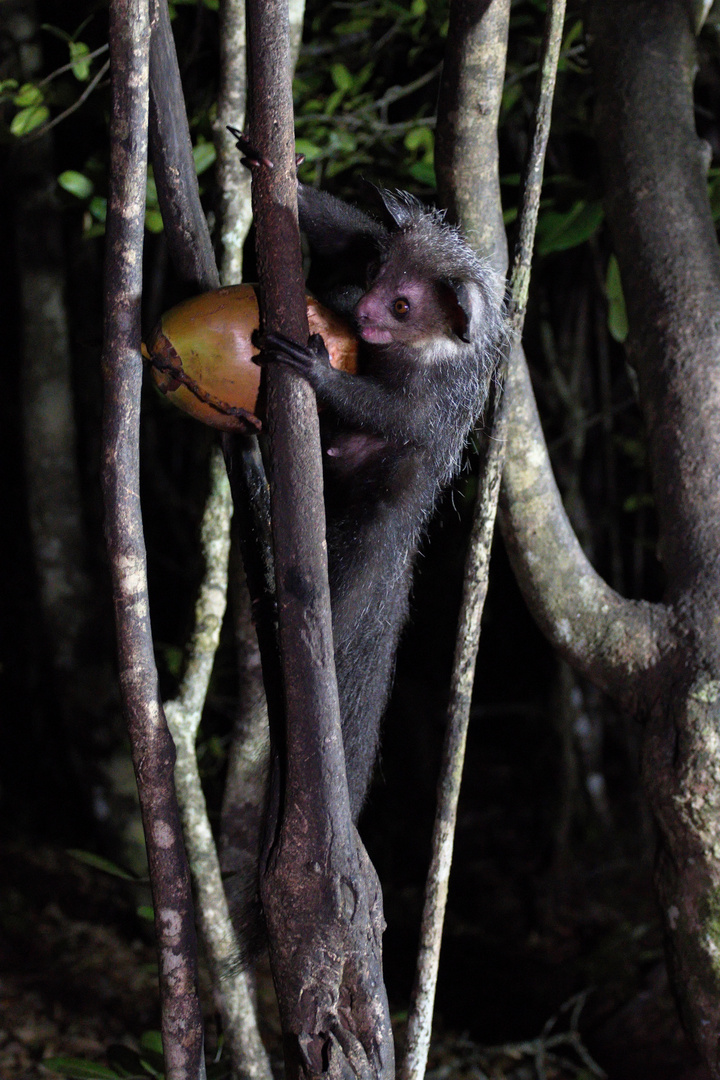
164,448,271,1080
147,5,277,1074
496,0,720,1071
245,1,394,1078
214,0,304,286
436,0,508,269
215,0,252,288
587,0,720,1070
149,0,220,291
401,4,564,1078
501,351,673,702
102,1,205,1076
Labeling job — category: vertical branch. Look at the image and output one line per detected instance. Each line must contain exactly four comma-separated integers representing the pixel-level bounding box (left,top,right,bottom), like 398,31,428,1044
215,0,306,286
149,0,219,290
147,4,273,1074
245,2,394,1078
401,3,567,1078
216,0,251,287
245,0,337,835
435,0,509,267
165,449,272,1080
101,2,205,1078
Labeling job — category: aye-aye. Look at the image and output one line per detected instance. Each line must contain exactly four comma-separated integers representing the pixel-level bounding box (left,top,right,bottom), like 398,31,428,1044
256,177,506,818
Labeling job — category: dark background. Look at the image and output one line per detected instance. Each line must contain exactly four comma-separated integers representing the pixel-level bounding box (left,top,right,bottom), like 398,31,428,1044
2,1,718,1076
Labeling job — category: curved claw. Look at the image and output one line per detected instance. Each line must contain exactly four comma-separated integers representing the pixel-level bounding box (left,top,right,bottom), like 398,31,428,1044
228,127,306,172
227,126,274,169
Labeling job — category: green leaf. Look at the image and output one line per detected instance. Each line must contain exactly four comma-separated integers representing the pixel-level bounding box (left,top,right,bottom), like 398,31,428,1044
404,126,434,164
623,493,654,513
536,199,604,255
10,104,50,136
136,1033,166,1080
58,170,95,199
41,22,72,43
67,849,138,880
161,644,184,677
145,208,165,233
708,172,720,221
146,174,159,207
83,220,105,239
137,904,155,921
14,82,43,107
69,40,91,81
408,160,436,187
192,141,216,175
89,196,107,223
140,1032,164,1055
615,435,646,469
330,62,353,93
332,17,371,33
501,82,522,117
0,78,19,96
138,1060,163,1080
563,18,583,50
606,254,628,343
42,1058,122,1080
325,87,345,116
294,138,324,162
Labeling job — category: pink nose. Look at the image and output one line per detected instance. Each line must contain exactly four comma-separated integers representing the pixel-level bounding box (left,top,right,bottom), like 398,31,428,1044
354,296,378,324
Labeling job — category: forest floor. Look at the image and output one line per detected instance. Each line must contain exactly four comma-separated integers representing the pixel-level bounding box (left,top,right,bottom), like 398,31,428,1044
0,841,712,1080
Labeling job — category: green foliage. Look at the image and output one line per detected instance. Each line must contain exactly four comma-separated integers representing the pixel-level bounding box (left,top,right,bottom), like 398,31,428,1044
623,492,655,513
44,1028,242,1080
10,83,49,135
42,1060,123,1080
3,19,107,141
145,175,164,234
707,168,720,221
45,1033,168,1080
66,849,140,881
57,141,213,237
160,643,185,678
404,125,436,186
606,254,629,343
536,198,604,255
69,41,92,82
293,0,448,193
192,138,217,176
42,21,97,82
58,170,94,199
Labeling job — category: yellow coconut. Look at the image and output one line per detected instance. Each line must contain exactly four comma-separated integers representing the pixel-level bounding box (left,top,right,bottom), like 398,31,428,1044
144,284,358,432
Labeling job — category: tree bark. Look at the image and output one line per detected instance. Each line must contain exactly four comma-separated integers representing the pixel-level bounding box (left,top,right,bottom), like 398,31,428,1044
102,2,205,1075
497,0,720,1070
587,0,720,1070
245,1,394,1077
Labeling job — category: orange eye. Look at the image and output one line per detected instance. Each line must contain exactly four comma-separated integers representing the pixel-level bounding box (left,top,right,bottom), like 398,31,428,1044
393,297,410,317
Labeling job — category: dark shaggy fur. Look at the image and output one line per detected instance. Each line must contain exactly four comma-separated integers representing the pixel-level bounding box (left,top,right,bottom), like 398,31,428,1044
262,184,505,817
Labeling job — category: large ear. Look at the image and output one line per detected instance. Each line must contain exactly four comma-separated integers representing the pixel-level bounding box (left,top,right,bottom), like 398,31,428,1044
376,188,423,229
446,280,482,343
